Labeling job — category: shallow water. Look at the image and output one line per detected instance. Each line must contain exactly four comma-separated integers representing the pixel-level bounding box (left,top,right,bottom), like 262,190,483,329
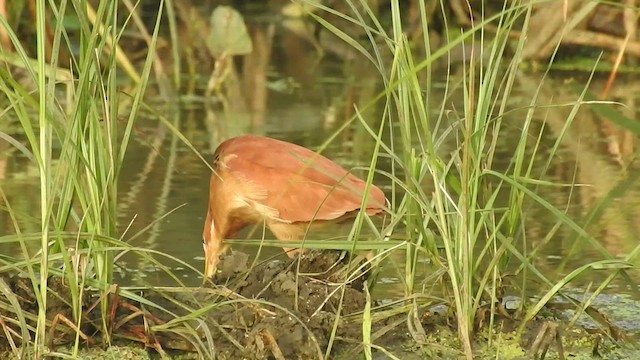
1,5,640,335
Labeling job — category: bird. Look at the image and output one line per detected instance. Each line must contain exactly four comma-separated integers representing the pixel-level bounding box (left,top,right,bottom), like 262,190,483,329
202,135,386,278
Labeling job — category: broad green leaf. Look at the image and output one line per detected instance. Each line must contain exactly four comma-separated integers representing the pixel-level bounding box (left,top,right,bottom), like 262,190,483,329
208,6,253,56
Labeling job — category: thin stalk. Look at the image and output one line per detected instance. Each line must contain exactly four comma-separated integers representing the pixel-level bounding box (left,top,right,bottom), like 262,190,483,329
35,0,51,356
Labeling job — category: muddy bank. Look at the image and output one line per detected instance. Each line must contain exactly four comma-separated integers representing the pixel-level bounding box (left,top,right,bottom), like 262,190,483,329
0,251,636,359
0,251,408,359
198,250,380,359
119,250,400,359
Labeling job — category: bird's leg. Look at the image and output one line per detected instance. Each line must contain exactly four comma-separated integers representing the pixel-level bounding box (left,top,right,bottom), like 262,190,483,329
266,221,307,258
283,247,303,258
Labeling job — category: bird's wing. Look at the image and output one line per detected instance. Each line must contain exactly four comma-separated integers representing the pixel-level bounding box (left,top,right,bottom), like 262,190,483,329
217,137,385,223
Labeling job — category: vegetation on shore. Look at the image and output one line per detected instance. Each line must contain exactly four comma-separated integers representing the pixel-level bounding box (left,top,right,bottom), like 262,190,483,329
0,1,639,359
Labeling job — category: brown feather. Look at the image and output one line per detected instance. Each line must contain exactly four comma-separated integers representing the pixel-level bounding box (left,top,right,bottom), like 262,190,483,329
214,135,385,223
202,135,387,277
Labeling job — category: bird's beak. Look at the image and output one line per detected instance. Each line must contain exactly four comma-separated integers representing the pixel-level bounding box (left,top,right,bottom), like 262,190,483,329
202,212,221,281
204,252,212,280
204,259,212,281
203,242,218,281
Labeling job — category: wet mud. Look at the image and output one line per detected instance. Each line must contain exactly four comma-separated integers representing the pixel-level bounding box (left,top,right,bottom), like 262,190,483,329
0,251,402,359
202,250,377,359
0,252,636,359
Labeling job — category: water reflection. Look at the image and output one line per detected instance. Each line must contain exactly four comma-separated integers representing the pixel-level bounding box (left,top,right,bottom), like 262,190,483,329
516,74,640,267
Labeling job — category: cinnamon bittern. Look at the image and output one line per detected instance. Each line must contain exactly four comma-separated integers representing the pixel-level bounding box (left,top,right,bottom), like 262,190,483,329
202,135,386,278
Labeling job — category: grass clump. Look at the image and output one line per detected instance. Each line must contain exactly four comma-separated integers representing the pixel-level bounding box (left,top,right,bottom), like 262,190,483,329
0,0,165,357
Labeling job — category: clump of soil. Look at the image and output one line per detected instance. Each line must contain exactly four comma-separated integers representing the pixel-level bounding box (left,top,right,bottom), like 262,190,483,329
0,275,98,350
0,251,386,359
202,250,372,359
